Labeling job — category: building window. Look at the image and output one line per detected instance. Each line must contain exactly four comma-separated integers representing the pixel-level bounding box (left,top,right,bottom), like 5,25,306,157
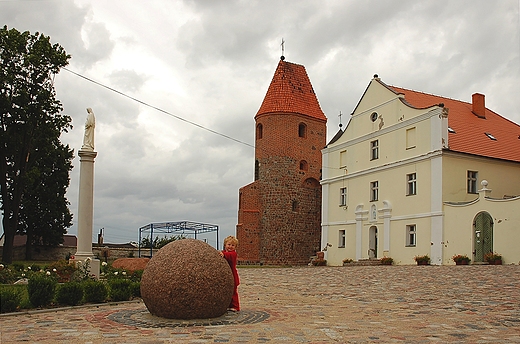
292,200,298,212
467,171,478,194
339,150,347,168
256,123,263,139
370,181,378,201
406,224,416,247
406,173,417,195
298,123,307,138
338,230,346,248
406,127,416,149
339,187,347,206
254,160,260,181
299,160,308,171
370,140,379,160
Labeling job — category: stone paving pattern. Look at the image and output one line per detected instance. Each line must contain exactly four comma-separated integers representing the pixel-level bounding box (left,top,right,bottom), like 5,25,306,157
1,265,519,343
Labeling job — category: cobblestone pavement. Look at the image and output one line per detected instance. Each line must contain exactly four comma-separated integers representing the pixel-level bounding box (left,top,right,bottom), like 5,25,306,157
1,265,519,343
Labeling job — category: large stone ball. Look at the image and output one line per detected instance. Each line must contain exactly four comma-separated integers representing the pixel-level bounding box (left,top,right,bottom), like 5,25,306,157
140,238,234,319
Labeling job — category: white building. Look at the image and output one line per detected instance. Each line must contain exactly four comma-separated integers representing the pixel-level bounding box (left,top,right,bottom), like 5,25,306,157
321,75,520,265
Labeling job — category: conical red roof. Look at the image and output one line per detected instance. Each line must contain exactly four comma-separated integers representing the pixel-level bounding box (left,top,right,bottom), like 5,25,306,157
256,59,326,121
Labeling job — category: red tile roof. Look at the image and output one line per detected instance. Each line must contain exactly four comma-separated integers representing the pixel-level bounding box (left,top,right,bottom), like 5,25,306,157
256,59,326,121
387,84,520,163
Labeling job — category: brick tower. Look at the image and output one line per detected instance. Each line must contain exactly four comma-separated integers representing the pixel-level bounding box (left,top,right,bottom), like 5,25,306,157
236,58,327,265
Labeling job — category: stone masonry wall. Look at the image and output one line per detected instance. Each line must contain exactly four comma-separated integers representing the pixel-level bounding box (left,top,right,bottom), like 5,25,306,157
237,112,326,265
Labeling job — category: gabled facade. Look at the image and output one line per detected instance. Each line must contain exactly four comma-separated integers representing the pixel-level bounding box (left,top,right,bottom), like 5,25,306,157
237,58,327,265
321,75,520,265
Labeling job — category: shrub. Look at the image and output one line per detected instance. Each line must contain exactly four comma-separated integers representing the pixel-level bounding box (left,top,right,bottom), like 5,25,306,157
47,260,77,283
129,281,141,297
312,259,327,266
484,252,502,264
27,273,57,307
28,264,41,272
82,280,108,303
108,279,132,301
380,257,394,265
0,287,21,313
0,266,18,284
11,263,24,272
56,282,84,306
452,254,471,264
71,258,95,281
414,255,430,265
129,270,143,282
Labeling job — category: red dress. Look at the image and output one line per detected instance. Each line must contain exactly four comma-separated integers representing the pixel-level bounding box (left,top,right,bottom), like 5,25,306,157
222,250,240,310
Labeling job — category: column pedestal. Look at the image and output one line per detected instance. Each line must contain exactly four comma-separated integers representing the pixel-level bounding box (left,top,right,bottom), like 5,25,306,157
72,149,100,278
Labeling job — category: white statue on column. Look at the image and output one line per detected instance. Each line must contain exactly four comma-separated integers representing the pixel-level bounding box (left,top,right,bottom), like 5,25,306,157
74,107,100,278
81,108,95,151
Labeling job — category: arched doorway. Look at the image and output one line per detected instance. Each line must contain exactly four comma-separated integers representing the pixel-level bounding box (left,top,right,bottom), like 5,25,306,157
369,226,378,258
473,211,493,262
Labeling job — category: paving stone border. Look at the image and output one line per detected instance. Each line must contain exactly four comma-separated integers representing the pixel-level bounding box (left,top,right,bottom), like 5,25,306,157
107,309,270,328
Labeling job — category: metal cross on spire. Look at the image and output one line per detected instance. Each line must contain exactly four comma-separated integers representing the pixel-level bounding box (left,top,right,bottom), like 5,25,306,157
338,111,343,128
280,38,285,60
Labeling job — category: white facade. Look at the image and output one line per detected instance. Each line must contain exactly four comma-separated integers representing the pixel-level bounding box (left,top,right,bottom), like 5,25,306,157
321,77,520,265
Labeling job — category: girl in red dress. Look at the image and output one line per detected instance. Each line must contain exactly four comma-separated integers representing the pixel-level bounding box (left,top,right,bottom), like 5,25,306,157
219,236,240,311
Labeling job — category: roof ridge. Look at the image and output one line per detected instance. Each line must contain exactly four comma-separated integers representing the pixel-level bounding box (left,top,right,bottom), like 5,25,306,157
388,84,471,105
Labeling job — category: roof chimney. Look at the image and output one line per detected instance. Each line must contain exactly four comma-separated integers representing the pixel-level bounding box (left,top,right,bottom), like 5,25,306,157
472,93,486,119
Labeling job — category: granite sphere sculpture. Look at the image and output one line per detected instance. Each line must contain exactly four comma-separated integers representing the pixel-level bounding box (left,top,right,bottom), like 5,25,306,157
140,238,235,319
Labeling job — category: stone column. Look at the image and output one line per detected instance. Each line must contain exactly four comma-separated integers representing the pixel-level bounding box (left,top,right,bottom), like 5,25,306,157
73,149,100,277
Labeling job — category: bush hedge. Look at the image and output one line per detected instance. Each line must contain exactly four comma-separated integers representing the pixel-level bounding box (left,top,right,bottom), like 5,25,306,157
27,273,57,307
56,281,84,306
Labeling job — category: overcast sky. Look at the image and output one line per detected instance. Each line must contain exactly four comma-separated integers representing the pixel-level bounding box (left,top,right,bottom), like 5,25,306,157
2,0,519,248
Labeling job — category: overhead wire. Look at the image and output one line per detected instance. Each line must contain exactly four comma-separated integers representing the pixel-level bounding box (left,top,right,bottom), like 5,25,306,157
62,67,255,149
62,67,345,171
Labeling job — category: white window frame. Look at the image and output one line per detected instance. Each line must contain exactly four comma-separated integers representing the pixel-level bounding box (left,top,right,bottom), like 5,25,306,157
407,173,417,196
339,187,347,206
338,230,346,248
370,140,379,160
467,171,478,194
370,181,379,201
406,224,416,247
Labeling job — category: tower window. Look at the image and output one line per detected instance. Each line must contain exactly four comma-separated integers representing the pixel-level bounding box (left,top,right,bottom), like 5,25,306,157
299,160,308,171
256,123,263,139
292,200,298,212
254,160,260,181
298,123,307,138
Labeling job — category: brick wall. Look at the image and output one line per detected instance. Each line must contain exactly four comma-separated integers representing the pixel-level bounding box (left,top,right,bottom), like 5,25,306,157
0,245,151,263
237,112,326,265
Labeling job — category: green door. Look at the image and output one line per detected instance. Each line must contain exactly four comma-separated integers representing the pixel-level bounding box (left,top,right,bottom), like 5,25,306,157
473,212,493,262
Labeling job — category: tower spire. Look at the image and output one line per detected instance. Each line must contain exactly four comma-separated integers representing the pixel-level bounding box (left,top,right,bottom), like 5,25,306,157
280,38,285,60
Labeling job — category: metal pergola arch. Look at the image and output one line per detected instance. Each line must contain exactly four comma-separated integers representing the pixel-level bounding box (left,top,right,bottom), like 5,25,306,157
138,221,219,258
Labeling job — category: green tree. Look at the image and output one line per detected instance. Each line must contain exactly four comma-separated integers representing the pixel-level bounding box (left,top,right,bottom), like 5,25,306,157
0,26,71,263
19,136,73,260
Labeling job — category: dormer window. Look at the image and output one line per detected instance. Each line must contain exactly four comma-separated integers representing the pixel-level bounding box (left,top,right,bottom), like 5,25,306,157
485,132,497,141
448,127,456,133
